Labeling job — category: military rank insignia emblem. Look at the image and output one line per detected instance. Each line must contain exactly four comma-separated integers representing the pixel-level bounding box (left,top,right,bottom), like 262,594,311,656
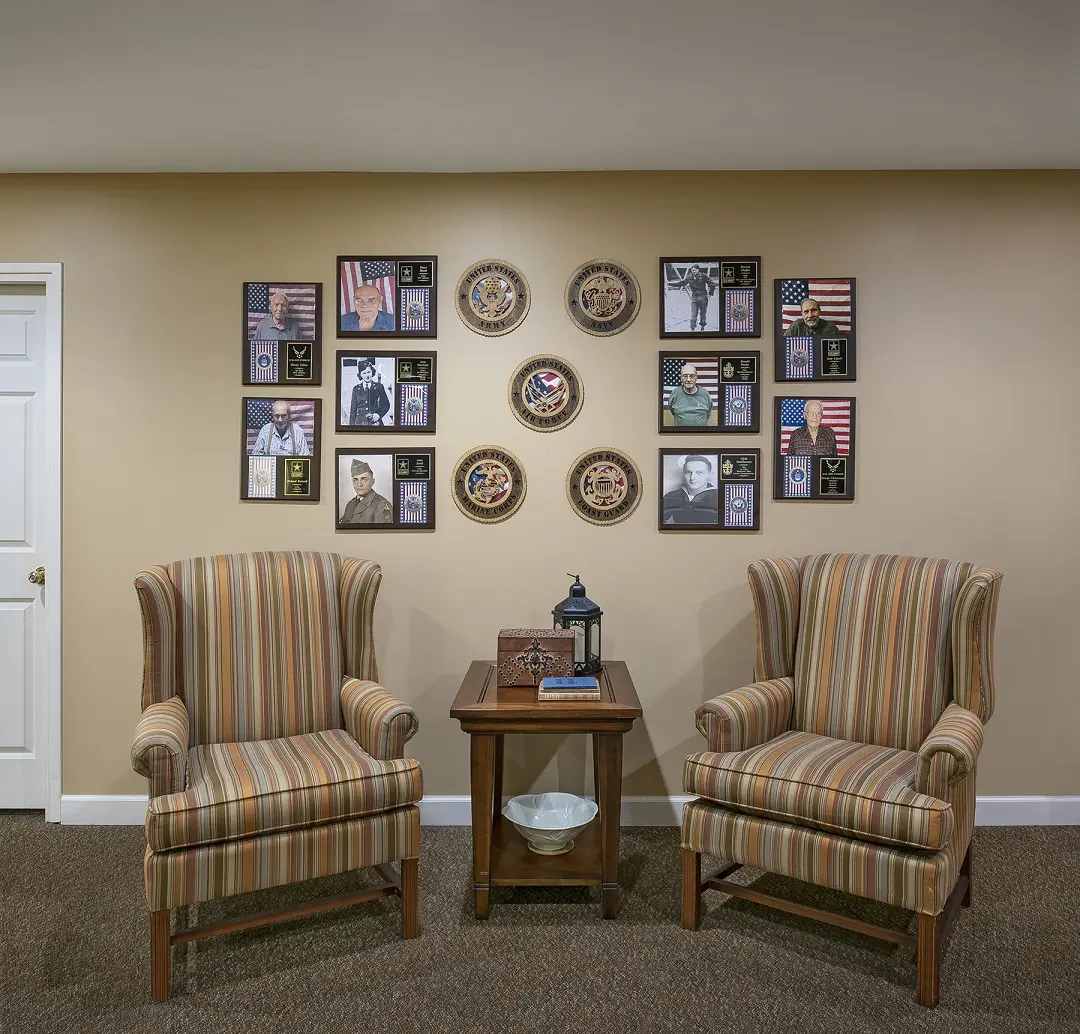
565,259,640,337
452,446,527,524
566,448,642,526
456,259,531,337
508,354,584,432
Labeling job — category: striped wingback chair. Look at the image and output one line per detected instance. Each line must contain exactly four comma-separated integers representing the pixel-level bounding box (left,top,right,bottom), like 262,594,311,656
681,554,1001,1007
131,552,422,1001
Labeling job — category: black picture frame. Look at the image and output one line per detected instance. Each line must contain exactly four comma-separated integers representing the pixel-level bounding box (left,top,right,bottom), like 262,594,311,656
660,256,761,339
335,448,436,530
658,351,760,434
337,256,438,338
243,282,322,386
773,277,857,382
241,397,322,502
658,448,761,531
335,350,437,433
772,396,857,501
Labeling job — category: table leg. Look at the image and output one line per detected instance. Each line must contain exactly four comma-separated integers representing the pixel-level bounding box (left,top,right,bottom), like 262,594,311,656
597,732,623,919
592,733,600,803
470,733,496,920
492,734,504,813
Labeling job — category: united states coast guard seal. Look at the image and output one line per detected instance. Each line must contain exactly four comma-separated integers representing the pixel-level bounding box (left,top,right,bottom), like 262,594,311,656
566,448,642,526
452,446,527,524
508,354,584,432
565,259,640,337
456,259,531,337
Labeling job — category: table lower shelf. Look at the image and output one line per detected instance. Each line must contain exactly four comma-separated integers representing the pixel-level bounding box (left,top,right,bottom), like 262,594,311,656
490,816,602,886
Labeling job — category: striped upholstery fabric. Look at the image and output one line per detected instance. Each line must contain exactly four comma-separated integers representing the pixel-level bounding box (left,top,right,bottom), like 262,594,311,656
684,730,952,851
131,697,190,799
951,568,1002,723
340,558,381,683
147,728,422,852
793,554,976,751
748,557,801,681
145,805,421,910
341,678,420,761
695,678,794,754
916,702,984,799
134,565,181,711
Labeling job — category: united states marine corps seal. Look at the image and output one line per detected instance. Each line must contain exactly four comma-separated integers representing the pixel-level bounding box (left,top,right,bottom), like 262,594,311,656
508,354,584,432
566,448,642,526
456,259,531,337
452,446,527,524
565,259,640,337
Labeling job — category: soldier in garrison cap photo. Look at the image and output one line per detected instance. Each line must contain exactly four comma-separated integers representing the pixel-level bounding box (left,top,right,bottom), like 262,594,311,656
348,357,393,426
341,457,393,524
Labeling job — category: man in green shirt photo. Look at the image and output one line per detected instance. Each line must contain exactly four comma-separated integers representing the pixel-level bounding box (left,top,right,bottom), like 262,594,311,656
667,363,713,426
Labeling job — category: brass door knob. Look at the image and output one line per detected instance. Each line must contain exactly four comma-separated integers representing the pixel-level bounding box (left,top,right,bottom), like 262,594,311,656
28,566,45,585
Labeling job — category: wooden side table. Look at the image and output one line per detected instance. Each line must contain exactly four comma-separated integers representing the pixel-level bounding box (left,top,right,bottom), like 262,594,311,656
450,660,642,920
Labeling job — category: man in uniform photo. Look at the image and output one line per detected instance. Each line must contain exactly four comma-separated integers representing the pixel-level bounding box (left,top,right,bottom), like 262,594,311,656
663,454,719,524
668,264,718,331
342,459,393,524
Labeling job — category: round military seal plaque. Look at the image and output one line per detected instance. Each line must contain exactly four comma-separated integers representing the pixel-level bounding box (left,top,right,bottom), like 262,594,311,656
565,259,641,337
566,448,642,526
508,354,584,433
452,446,527,524
456,259,531,337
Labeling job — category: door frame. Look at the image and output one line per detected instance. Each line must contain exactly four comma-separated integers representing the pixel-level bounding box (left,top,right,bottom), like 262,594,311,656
0,262,63,820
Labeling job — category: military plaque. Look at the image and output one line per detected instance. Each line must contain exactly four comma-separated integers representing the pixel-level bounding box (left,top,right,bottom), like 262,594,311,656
285,342,314,382
508,354,584,432
452,447,527,525
335,448,436,530
565,259,640,337
818,456,848,496
456,259,531,336
337,256,437,338
661,256,761,338
566,448,642,526
821,338,849,377
659,351,761,434
244,281,322,386
775,278,857,381
283,458,311,497
659,449,761,531
774,396,857,501
241,397,321,502
336,351,437,433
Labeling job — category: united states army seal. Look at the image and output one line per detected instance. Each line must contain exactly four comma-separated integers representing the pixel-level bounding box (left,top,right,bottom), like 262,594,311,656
456,259,531,337
452,446,527,524
565,259,640,337
508,354,584,433
566,448,642,526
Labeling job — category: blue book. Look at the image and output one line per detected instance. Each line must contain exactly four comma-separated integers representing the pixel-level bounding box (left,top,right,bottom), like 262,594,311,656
540,676,598,690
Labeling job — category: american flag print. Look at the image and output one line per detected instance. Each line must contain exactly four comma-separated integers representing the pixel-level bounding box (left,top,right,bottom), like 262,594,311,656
399,482,427,524
724,483,754,527
400,288,430,332
662,357,718,412
247,283,317,339
400,384,429,427
784,456,811,498
785,336,814,379
724,290,754,333
247,456,277,498
244,398,317,455
724,384,752,427
779,397,851,455
340,260,396,316
250,341,278,382
779,278,852,334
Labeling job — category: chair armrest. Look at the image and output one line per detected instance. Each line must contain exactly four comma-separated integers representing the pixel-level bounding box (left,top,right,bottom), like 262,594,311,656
916,703,984,798
341,677,418,760
131,697,189,799
695,677,794,753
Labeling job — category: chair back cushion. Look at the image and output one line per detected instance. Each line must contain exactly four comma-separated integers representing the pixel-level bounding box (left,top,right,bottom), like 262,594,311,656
169,551,343,746
793,554,974,750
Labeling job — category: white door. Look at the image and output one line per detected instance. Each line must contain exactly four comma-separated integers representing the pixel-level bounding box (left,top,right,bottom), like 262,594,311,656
0,276,61,813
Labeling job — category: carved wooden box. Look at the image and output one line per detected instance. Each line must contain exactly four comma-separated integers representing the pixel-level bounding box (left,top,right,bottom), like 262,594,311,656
497,628,576,688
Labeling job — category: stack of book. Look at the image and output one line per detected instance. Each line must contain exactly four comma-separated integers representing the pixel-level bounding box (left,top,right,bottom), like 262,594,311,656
537,676,601,701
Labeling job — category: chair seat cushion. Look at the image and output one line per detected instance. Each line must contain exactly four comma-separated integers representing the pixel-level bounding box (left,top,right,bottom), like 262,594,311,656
147,728,423,852
684,730,952,851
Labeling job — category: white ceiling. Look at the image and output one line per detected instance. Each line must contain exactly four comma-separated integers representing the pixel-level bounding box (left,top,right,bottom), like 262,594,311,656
2,0,1078,173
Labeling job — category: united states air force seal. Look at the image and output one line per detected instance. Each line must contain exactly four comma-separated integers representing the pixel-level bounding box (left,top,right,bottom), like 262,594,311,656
508,354,584,432
452,446,527,524
456,259,531,337
565,259,640,337
566,448,642,526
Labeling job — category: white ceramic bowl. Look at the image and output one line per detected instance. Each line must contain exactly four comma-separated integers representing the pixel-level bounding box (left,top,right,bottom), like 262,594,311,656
503,792,599,856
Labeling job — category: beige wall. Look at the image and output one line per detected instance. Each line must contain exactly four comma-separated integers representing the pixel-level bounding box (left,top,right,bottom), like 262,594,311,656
1,171,1077,801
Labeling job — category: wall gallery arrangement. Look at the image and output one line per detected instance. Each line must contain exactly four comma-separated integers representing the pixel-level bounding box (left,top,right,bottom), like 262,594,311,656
238,256,861,524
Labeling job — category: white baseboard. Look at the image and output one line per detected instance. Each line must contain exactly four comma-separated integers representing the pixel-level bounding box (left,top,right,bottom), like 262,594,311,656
59,793,1080,827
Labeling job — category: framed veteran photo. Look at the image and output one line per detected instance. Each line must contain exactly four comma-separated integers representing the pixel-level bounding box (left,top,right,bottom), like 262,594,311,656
336,351,437,433
335,448,435,530
773,396,856,501
659,351,760,434
244,282,321,386
774,277,857,381
659,449,760,531
337,256,437,338
241,397,321,502
660,256,761,338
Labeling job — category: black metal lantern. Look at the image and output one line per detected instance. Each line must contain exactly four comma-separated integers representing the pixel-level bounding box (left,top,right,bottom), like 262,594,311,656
552,573,602,675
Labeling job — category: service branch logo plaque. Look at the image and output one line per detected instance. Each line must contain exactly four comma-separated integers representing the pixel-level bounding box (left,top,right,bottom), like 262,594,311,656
508,354,584,432
452,446,527,524
565,259,640,336
456,259,532,337
566,448,642,526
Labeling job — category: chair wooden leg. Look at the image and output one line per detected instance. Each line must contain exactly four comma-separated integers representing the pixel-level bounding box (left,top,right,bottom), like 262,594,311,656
916,912,940,1008
960,844,972,907
150,909,171,1002
681,848,701,930
400,857,419,940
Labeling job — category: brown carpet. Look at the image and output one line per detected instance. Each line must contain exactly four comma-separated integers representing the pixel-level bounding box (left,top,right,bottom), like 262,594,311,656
1,813,1077,1033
